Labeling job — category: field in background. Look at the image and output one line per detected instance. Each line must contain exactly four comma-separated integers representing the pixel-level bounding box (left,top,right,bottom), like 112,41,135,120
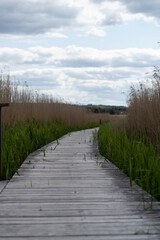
86,104,127,115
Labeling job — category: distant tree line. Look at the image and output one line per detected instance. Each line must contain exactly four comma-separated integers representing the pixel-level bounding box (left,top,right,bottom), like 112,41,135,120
86,105,127,115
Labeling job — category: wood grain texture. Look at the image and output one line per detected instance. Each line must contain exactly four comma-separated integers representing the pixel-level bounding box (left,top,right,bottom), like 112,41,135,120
0,128,160,239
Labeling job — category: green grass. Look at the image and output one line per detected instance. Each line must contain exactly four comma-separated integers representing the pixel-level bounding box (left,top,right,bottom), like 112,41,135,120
98,122,160,200
1,119,99,180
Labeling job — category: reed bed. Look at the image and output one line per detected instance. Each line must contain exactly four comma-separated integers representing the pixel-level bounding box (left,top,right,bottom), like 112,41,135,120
0,72,110,180
98,68,160,200
127,68,160,152
0,72,109,125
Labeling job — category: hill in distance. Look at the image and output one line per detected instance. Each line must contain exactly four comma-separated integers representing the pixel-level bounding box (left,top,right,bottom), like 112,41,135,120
86,104,127,115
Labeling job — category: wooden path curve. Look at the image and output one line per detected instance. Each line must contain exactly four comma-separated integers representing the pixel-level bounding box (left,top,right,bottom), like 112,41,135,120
0,128,160,239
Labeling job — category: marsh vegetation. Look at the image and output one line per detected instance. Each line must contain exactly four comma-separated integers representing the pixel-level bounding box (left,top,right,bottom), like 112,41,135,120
0,72,110,180
98,68,160,200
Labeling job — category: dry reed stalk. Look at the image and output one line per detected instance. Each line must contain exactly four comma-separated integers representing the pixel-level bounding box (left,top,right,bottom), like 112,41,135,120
127,69,160,151
0,73,110,125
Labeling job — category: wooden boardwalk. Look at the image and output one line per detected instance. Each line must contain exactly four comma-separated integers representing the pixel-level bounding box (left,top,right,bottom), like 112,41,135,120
0,128,160,239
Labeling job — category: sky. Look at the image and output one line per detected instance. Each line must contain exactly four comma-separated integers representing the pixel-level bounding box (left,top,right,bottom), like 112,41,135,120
0,0,160,106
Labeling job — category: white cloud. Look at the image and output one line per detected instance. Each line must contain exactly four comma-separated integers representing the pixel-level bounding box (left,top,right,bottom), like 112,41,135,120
42,32,68,38
11,67,131,105
76,0,105,26
0,0,156,38
86,28,106,37
1,46,160,69
1,0,159,105
3,44,157,105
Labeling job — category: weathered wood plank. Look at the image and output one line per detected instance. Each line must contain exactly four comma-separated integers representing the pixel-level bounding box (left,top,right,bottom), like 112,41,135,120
0,222,160,237
0,236,159,240
0,181,8,193
0,128,160,239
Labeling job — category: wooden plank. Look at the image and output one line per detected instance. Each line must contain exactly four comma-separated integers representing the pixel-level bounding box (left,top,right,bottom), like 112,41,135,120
0,222,160,237
0,128,160,239
0,216,160,224
0,181,8,193
0,236,159,240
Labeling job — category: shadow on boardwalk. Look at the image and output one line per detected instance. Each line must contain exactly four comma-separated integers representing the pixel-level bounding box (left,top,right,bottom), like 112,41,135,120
0,128,160,239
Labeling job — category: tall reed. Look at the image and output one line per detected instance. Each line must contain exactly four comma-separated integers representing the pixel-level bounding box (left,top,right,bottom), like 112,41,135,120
98,67,160,200
0,71,111,180
127,67,160,152
0,72,110,125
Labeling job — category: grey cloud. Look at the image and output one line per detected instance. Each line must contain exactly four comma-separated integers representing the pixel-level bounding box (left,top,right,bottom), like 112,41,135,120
102,17,123,26
65,69,134,81
111,59,152,68
1,47,160,70
92,0,160,19
119,0,160,18
14,69,60,89
76,83,113,95
74,82,125,104
63,70,92,80
1,0,160,37
60,55,160,69
101,11,124,26
0,0,79,35
58,58,105,68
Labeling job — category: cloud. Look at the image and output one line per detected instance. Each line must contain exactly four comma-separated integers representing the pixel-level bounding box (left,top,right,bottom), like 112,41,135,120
1,45,158,105
1,0,159,105
1,46,160,69
0,0,79,36
92,0,160,21
38,32,68,38
11,67,131,105
86,28,106,37
117,0,160,19
12,68,60,88
0,0,154,38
